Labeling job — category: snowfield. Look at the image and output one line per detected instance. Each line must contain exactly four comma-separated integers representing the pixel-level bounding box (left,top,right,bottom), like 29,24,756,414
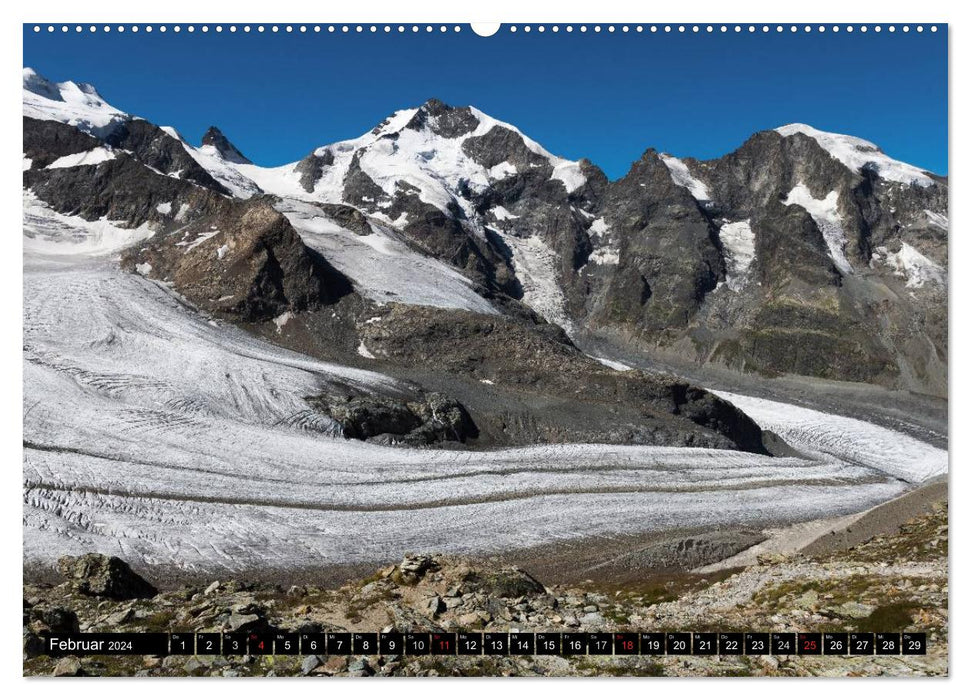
278,199,498,314
23,235,947,574
713,391,947,484
190,103,589,218
488,230,573,330
23,191,154,257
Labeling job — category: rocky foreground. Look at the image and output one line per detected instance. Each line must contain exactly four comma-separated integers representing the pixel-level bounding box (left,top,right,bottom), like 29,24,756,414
23,502,947,677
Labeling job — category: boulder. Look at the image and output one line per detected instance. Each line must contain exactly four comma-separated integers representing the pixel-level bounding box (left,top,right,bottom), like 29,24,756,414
57,554,157,600
468,566,546,599
53,656,83,677
395,554,440,584
32,605,80,634
301,655,322,675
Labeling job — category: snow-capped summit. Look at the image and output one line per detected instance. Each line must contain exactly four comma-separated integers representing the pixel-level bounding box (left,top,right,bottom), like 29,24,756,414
201,126,251,165
23,67,128,138
204,97,592,229
775,123,935,187
304,98,588,212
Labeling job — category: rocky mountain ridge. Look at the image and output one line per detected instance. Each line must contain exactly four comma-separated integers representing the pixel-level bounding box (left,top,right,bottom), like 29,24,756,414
22,68,947,396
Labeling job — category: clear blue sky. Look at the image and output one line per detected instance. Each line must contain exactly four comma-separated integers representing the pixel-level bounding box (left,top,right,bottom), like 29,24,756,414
23,25,948,179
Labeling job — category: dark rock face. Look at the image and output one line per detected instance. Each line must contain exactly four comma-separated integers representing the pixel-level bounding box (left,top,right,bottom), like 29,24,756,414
404,98,480,138
23,116,102,168
588,149,723,333
463,125,548,171
57,554,157,600
103,119,230,194
25,151,225,227
309,389,478,446
315,202,372,235
358,305,768,453
340,147,519,295
123,199,353,321
24,115,235,228
305,101,946,394
294,149,334,193
672,130,948,392
201,125,251,164
24,114,355,323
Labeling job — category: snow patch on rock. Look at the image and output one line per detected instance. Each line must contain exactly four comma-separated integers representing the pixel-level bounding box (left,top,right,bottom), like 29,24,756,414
46,146,117,169
278,199,497,315
488,161,518,180
273,311,292,333
872,243,945,288
784,183,853,275
550,161,587,193
588,217,609,239
660,154,711,201
717,220,757,291
588,248,620,266
593,357,633,371
492,206,519,221
924,210,948,231
496,232,572,331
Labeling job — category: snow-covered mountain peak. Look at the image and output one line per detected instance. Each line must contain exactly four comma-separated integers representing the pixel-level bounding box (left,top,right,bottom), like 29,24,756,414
23,67,128,138
775,122,935,187
201,126,251,165
269,99,590,216
22,67,61,100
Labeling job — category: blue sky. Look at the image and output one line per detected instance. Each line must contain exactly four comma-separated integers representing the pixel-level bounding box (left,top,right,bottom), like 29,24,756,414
23,25,948,179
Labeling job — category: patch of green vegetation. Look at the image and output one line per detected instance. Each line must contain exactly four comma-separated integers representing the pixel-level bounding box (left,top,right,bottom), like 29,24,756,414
604,569,742,608
840,505,948,563
859,602,917,632
603,607,631,625
141,609,176,631
572,658,665,677
415,657,507,677
710,665,755,677
752,579,816,607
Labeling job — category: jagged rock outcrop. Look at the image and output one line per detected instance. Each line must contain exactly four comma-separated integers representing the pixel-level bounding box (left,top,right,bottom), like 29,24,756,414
122,198,352,321
104,120,230,193
309,389,478,446
22,116,103,168
358,305,768,453
201,125,251,164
